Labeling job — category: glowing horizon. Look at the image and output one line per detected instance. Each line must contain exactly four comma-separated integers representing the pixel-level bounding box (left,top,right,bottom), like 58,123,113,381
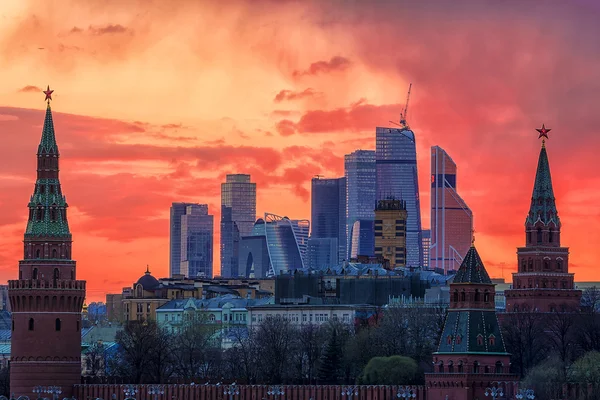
1,0,599,302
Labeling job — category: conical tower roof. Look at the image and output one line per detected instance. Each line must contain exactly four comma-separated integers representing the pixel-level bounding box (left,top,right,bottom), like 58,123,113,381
526,144,559,226
38,102,59,154
452,245,492,284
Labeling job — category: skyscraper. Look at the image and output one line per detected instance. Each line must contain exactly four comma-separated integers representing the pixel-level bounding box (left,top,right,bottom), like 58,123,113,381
311,176,346,263
170,202,201,277
220,174,257,277
376,127,423,267
430,146,473,274
345,150,376,259
374,199,408,268
422,229,431,269
9,88,85,396
180,204,214,278
504,127,581,312
252,213,309,276
220,206,240,278
350,220,375,258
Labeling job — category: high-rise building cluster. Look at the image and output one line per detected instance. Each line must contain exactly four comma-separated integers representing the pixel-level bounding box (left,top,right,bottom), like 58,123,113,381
169,89,476,278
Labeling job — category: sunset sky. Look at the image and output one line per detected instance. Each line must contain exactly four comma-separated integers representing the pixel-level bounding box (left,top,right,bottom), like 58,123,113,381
0,0,599,302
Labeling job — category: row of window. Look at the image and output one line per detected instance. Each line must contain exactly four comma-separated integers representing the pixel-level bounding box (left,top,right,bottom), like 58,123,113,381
437,360,503,374
251,313,351,323
29,207,66,223
452,289,492,303
17,318,79,332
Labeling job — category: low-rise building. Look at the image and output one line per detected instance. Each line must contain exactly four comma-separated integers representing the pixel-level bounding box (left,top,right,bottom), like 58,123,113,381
246,303,378,328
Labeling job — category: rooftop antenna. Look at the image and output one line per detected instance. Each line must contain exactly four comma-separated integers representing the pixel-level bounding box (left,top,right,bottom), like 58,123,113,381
314,174,324,179
389,83,412,130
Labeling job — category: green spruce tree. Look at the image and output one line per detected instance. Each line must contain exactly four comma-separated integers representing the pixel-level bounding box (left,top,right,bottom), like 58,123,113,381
318,328,342,384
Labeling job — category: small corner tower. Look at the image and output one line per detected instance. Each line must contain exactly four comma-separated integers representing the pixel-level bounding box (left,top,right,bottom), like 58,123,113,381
8,87,86,397
425,243,518,400
505,125,581,313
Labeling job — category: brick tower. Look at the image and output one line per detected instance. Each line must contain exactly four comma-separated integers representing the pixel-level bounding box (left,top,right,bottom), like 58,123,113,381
9,87,85,396
425,244,518,400
504,125,581,312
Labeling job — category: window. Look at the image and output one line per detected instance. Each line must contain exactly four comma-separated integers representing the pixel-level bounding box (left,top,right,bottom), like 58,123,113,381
35,249,41,259
28,318,34,331
55,318,61,331
484,291,490,303
477,334,483,346
489,335,496,346
474,289,480,302
495,361,503,373
53,268,60,280
537,228,542,243
453,290,459,303
448,361,454,373
549,230,554,243
473,361,480,373
457,361,464,373
438,361,444,373
76,320,80,331
456,335,462,345
460,291,466,302
447,335,452,345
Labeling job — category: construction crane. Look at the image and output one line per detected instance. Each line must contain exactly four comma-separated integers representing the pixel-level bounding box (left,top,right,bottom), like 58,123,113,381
389,83,412,130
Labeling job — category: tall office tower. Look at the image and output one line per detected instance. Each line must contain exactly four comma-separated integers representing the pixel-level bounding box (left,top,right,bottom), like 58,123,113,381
350,220,375,259
311,176,346,263
220,206,240,277
170,202,201,277
9,89,85,396
430,146,473,274
376,127,423,267
505,127,581,312
374,199,408,268
180,204,214,278
220,174,257,277
306,237,338,270
345,150,376,259
422,229,431,269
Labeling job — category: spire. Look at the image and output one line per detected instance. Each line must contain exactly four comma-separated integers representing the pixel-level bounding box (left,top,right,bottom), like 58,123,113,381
38,87,59,154
453,245,492,284
24,86,70,238
526,127,559,226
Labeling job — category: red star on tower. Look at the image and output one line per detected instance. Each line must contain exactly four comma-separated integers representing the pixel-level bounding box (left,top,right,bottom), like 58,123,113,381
536,124,551,139
43,85,54,102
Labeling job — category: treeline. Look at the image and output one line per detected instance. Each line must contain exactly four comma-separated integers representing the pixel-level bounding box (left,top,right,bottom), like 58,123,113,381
88,305,445,385
502,287,600,400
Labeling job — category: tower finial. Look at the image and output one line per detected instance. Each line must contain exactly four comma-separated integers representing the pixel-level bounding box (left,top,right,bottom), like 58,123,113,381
471,228,476,247
536,124,551,142
146,264,150,274
43,85,54,105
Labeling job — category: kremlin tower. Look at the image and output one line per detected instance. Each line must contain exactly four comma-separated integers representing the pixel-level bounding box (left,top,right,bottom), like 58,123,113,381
426,244,518,400
504,125,581,312
8,87,86,396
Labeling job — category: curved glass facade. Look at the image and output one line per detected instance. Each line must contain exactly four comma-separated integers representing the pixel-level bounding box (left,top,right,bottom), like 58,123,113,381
254,213,309,276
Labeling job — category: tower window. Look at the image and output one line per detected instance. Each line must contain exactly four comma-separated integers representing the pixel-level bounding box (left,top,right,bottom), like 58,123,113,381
549,230,554,243
50,185,55,194
28,318,34,331
477,334,483,346
537,228,542,244
460,291,466,302
32,268,38,279
52,249,58,258
55,318,61,331
53,268,60,280
453,290,458,303
76,320,80,331
484,291,490,303
474,289,481,302
40,185,45,193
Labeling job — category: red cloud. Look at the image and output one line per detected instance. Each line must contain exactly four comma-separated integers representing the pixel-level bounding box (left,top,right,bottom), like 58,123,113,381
18,85,42,93
274,88,320,102
293,56,352,77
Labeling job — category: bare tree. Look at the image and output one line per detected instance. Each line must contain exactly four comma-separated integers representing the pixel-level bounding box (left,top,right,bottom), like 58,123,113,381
252,317,298,384
172,318,218,381
581,286,600,313
546,310,577,378
84,341,106,377
502,312,547,378
296,324,325,383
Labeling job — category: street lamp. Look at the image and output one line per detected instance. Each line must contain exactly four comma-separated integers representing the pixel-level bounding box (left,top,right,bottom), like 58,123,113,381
147,385,164,400
397,386,417,398
515,389,535,400
341,386,358,397
484,387,504,398
223,383,239,400
267,386,284,397
123,385,138,400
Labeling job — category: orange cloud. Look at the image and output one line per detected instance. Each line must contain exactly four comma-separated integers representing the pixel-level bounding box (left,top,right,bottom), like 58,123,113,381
293,56,352,77
18,85,41,93
274,88,320,102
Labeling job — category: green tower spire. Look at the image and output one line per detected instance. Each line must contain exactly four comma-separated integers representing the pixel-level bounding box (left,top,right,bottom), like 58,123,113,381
526,126,560,226
38,102,59,154
24,86,71,238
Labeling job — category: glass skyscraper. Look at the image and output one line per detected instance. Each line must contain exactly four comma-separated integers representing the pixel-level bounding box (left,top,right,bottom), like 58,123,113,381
375,127,423,267
310,176,346,263
252,213,309,276
345,150,376,259
180,204,214,278
170,202,202,277
430,146,473,274
220,174,256,277
350,220,375,258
